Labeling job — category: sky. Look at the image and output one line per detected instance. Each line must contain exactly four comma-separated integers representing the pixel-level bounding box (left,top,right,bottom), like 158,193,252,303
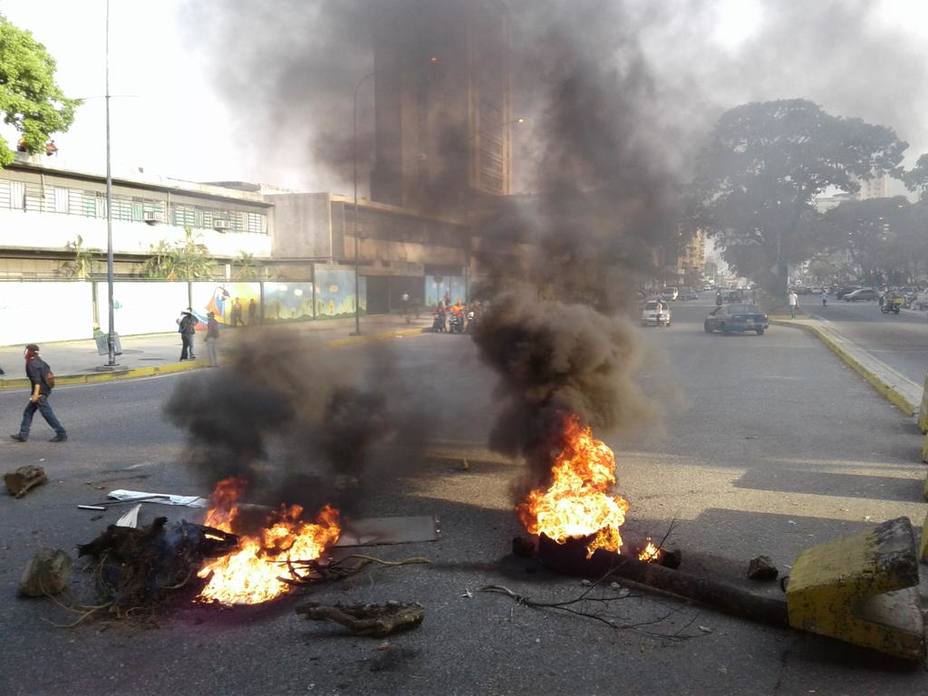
2,0,928,195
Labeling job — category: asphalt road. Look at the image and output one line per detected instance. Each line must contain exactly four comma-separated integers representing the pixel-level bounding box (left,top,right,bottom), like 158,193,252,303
805,296,928,385
1,301,926,696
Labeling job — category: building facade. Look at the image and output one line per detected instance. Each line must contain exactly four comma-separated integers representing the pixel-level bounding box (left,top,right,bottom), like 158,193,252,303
0,156,273,279
370,0,512,209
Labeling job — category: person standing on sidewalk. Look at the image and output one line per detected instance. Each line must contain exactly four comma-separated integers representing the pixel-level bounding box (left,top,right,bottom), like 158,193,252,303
248,298,257,325
177,308,197,361
206,311,220,367
10,344,67,443
788,289,799,318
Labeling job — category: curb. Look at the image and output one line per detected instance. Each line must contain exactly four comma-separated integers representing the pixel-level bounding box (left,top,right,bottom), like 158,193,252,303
0,326,429,391
771,319,918,416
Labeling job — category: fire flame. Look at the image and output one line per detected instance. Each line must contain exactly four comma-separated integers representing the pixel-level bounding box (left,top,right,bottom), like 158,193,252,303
518,415,628,558
196,478,341,605
638,539,662,563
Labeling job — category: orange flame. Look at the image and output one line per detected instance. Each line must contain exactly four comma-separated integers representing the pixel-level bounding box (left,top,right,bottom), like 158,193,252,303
196,477,341,605
638,539,662,563
518,415,628,558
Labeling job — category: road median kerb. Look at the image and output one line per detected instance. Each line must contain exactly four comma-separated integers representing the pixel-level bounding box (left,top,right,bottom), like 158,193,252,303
0,326,429,391
771,318,918,417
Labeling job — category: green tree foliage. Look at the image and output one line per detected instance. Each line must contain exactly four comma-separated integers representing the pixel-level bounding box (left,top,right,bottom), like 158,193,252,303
59,234,101,279
233,251,258,280
691,99,908,292
904,153,928,200
0,16,80,166
141,228,214,280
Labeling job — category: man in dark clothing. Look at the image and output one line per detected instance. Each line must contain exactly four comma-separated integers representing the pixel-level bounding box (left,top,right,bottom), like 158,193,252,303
11,344,67,442
248,298,257,325
178,309,197,360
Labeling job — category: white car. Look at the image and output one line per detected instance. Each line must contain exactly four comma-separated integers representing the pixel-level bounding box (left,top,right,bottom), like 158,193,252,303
660,287,678,301
641,300,671,327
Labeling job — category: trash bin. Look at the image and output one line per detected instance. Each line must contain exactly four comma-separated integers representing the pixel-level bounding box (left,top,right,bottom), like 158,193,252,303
94,331,122,356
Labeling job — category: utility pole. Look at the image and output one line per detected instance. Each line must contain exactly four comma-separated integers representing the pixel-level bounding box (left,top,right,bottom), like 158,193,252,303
104,0,116,367
351,72,375,336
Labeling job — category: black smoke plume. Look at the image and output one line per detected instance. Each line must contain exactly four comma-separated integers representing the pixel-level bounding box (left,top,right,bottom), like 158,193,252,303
164,328,429,517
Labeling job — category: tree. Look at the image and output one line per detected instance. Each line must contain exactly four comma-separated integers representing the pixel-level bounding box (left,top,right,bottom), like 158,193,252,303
141,240,177,279
173,227,214,280
904,153,928,200
141,228,213,281
691,99,908,294
0,16,80,166
233,251,258,280
821,197,911,286
59,234,101,279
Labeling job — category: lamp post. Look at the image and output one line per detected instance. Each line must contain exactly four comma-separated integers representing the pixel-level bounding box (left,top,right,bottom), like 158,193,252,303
351,71,375,336
104,0,116,366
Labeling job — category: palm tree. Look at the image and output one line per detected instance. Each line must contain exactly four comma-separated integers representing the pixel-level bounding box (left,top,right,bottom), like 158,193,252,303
174,227,214,280
233,251,258,280
59,234,101,279
141,239,178,279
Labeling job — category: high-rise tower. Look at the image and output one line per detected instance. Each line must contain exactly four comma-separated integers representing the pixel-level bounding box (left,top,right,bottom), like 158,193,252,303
370,0,511,209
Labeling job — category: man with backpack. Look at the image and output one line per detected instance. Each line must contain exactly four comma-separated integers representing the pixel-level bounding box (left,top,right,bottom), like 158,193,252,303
10,343,67,443
177,308,197,361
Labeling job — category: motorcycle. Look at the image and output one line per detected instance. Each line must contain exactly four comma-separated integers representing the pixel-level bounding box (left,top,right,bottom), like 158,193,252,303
880,296,903,314
448,312,465,334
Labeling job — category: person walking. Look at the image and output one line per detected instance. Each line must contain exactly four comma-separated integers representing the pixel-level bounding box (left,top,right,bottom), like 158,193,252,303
715,289,723,307
206,311,220,367
177,308,197,361
821,289,828,308
788,289,799,319
248,298,257,325
10,344,67,442
231,298,243,327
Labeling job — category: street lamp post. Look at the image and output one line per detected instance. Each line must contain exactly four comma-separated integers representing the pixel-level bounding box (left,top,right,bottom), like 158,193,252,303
104,0,116,367
351,71,375,336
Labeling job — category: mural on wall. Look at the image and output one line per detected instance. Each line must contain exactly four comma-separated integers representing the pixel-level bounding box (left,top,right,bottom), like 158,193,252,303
191,282,261,327
425,275,466,307
97,281,188,336
263,282,314,322
314,267,367,319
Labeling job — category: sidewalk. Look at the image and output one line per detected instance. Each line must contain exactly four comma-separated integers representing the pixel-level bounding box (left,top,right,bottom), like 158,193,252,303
771,315,922,417
0,315,431,389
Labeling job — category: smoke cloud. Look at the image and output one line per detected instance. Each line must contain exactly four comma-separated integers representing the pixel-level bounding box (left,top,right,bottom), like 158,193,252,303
164,328,430,517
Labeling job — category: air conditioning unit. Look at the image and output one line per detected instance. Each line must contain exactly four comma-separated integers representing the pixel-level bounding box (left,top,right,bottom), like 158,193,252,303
213,219,230,231
143,211,162,225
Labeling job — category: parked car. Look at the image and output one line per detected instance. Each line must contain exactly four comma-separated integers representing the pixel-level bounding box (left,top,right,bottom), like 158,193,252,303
660,287,678,301
835,286,862,299
641,300,671,327
843,288,878,302
679,287,699,300
704,303,768,335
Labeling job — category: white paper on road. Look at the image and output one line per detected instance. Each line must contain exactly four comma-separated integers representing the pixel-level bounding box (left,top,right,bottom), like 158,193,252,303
115,504,141,528
107,489,208,508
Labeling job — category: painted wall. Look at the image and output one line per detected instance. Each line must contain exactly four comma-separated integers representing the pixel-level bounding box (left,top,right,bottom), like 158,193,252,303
94,281,189,336
190,282,261,327
0,281,94,346
314,266,367,318
263,282,314,322
425,275,466,306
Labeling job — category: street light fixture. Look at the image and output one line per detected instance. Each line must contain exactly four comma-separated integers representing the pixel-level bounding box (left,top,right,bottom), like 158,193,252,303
104,0,116,367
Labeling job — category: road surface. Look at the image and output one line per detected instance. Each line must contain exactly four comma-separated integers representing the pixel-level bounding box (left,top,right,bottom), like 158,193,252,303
806,296,928,385
1,300,925,695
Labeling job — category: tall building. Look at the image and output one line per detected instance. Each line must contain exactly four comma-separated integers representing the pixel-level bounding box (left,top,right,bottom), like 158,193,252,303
370,0,511,209
855,175,887,201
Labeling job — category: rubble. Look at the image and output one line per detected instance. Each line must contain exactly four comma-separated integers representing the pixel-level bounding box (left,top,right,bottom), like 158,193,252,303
296,601,424,637
5,465,47,498
747,555,779,581
19,548,72,597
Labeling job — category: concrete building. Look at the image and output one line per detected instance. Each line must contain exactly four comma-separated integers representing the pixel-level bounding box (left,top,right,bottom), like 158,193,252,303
855,175,887,201
370,0,512,208
0,155,273,279
267,192,471,312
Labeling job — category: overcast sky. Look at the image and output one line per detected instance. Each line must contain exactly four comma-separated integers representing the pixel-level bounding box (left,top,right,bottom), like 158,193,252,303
2,0,927,194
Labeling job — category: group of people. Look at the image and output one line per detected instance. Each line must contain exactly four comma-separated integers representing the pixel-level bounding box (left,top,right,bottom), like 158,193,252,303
432,299,482,334
177,308,222,367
